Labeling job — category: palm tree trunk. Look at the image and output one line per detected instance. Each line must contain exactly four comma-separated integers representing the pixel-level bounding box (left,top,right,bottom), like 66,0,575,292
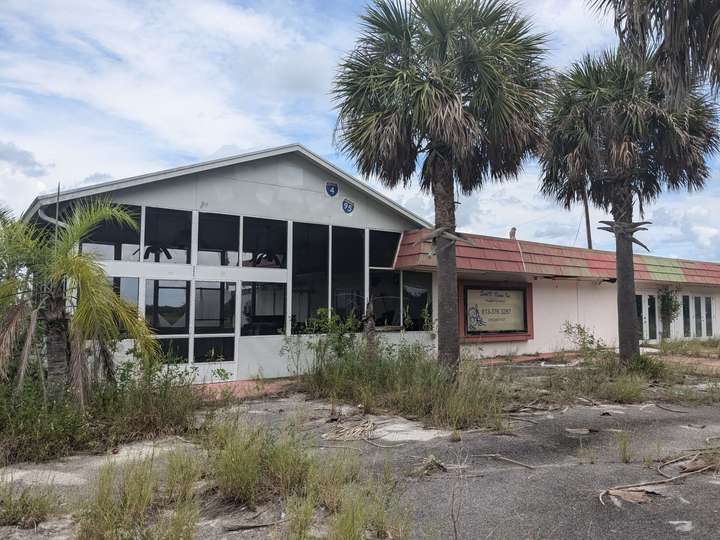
46,320,69,388
612,184,640,365
582,188,593,250
433,169,459,372
44,287,69,391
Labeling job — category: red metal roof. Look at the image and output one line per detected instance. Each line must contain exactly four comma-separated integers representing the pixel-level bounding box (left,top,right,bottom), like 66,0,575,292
395,229,720,286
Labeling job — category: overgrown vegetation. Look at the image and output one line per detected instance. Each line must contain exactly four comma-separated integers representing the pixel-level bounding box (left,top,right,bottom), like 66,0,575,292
292,316,720,430
658,338,720,358
0,479,57,528
0,357,207,465
200,416,408,539
75,455,199,540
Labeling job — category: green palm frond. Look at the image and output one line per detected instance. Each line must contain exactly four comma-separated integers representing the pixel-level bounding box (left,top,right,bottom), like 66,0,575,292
54,198,137,260
539,50,719,214
592,0,720,99
334,0,548,194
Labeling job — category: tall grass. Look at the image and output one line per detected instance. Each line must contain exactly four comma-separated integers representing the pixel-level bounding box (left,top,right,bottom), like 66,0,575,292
0,479,57,528
202,417,408,539
76,457,199,540
0,358,206,465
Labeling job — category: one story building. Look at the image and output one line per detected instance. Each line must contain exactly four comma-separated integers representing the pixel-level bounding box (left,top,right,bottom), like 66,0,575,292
23,144,720,382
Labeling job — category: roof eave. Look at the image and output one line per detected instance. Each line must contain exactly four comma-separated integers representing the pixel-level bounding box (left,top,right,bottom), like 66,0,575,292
22,143,432,229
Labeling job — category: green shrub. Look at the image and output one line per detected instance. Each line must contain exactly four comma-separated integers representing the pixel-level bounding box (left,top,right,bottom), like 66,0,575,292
0,479,56,528
297,312,530,429
0,357,205,464
627,354,668,380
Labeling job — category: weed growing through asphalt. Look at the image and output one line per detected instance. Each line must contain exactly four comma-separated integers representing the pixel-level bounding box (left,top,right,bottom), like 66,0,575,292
76,457,199,540
613,431,634,463
201,417,408,539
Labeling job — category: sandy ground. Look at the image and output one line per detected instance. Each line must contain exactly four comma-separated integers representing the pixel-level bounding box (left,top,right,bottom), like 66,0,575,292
2,392,720,539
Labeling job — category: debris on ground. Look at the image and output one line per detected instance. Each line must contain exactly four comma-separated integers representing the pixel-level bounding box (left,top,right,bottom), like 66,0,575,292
607,487,665,505
321,418,376,441
412,455,449,477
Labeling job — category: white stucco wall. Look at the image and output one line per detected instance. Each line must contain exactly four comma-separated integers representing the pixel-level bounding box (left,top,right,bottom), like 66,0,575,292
460,279,619,359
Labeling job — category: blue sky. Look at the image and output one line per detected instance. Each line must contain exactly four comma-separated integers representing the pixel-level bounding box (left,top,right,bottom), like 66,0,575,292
0,0,719,260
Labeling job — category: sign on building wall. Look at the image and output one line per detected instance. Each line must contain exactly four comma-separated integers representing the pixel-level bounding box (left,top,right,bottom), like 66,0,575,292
466,288,526,334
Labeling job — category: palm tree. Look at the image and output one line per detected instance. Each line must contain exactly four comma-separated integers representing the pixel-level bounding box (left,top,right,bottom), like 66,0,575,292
539,51,719,364
0,200,158,403
334,0,547,369
593,1,720,100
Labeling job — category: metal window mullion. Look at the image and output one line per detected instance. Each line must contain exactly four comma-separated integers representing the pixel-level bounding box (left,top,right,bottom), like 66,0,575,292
328,225,332,318
234,278,242,378
286,221,293,335
191,210,198,267
239,216,243,267
399,271,404,327
139,206,146,263
188,280,196,365
364,227,369,315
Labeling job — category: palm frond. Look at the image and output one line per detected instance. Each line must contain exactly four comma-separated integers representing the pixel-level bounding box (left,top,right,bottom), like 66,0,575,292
15,308,39,390
0,302,30,379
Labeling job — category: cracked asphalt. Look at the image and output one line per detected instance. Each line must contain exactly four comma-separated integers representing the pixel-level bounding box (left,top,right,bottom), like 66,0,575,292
2,395,719,539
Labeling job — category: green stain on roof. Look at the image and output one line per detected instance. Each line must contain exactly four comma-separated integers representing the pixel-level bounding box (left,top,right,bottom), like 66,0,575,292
639,255,687,283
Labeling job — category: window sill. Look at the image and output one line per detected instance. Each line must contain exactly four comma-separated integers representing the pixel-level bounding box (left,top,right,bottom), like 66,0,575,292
461,332,532,344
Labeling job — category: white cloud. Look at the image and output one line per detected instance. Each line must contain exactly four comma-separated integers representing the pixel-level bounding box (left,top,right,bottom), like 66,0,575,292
1,0,719,262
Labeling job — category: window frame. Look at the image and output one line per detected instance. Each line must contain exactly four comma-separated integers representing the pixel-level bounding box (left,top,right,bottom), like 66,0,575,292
458,281,533,343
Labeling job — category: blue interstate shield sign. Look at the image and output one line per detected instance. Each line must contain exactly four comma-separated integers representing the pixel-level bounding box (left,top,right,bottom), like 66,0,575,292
326,182,339,197
342,198,355,214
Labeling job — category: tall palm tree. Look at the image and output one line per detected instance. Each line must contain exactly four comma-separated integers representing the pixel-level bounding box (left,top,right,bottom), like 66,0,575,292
0,201,158,403
593,1,720,101
334,0,547,369
539,51,719,364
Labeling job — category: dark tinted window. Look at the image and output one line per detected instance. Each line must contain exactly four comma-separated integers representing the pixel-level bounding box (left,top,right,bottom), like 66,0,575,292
195,281,235,334
158,338,189,363
144,207,191,264
636,295,644,338
81,205,140,261
241,282,286,335
198,213,239,266
370,230,400,268
292,222,328,332
683,295,691,337
369,270,400,326
706,297,713,337
648,295,657,340
403,272,432,331
112,277,139,306
695,296,703,336
243,217,287,268
332,226,364,321
194,336,234,363
145,280,190,334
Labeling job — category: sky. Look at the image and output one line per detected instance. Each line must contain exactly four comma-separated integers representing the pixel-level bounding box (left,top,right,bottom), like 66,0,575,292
1,0,719,260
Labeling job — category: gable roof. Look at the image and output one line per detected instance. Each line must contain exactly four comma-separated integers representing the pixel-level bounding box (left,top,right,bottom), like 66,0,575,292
22,144,432,228
396,229,720,286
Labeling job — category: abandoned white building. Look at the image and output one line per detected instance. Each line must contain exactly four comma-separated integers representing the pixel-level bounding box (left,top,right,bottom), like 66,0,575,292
23,144,720,382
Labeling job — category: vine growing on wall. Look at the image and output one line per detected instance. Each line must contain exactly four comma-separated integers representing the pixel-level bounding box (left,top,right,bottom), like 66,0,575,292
658,286,680,340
